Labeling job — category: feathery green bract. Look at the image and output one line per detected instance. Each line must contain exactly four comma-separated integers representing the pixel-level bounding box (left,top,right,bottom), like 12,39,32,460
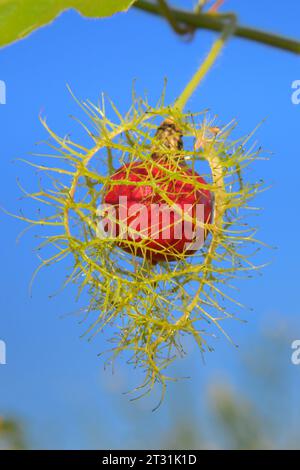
17,90,265,406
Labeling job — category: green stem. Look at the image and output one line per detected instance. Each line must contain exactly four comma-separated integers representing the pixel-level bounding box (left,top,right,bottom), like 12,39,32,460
134,1,300,55
157,0,191,35
174,17,236,111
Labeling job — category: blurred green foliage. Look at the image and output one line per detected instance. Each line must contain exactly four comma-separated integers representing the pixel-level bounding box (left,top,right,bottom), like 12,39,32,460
0,417,26,450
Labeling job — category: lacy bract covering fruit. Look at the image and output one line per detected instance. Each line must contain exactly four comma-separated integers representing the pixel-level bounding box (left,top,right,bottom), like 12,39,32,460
17,95,263,401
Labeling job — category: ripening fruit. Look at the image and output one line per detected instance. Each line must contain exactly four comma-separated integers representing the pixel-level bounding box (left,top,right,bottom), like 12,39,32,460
102,119,213,264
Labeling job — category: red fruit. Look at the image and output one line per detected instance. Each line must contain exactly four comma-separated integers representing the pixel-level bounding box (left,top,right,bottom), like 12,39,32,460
102,157,213,264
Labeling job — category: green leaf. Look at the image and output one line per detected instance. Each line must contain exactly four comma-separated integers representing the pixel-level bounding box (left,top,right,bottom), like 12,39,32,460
0,0,137,48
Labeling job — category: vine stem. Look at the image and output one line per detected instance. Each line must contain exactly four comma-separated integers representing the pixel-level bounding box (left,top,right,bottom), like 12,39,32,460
174,16,236,111
134,0,300,55
157,0,191,35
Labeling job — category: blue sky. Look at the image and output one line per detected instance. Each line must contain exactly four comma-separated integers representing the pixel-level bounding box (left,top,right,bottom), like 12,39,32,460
0,0,300,449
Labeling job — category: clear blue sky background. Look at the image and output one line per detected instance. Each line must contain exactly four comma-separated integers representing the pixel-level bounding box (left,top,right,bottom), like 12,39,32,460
0,0,300,449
